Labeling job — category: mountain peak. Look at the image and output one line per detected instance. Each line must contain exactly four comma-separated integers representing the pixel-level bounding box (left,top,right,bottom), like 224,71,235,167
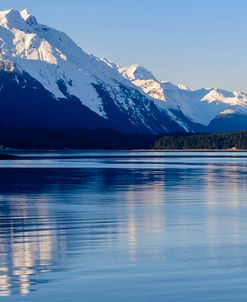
20,8,30,19
0,8,20,20
20,8,38,25
0,9,246,134
0,8,38,28
0,9,24,29
0,8,17,16
119,64,157,81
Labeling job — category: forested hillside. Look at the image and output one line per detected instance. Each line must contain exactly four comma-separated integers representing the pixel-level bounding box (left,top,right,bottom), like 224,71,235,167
154,131,247,150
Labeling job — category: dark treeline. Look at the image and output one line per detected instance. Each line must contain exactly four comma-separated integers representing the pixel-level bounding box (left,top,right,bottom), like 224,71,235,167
0,128,247,150
0,128,155,149
154,131,247,150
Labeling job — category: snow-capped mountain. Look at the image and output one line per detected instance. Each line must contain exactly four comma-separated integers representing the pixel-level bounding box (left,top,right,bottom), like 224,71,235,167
0,8,187,134
119,64,247,132
0,8,246,134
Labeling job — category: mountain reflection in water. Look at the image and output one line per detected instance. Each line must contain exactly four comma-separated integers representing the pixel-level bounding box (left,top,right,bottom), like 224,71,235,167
0,152,246,302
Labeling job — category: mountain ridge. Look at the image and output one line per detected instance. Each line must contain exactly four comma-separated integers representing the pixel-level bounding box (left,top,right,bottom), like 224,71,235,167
119,64,247,128
0,8,246,134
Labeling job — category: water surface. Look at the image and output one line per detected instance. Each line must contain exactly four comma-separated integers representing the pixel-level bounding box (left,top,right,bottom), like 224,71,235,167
0,151,247,301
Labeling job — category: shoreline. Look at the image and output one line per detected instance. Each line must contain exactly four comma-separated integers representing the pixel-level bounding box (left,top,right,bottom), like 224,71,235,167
1,148,247,154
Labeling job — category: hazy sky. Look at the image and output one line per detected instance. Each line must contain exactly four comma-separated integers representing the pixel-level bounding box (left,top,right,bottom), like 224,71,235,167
0,0,246,91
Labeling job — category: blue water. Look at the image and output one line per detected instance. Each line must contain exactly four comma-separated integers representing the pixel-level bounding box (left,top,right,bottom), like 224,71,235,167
0,151,247,301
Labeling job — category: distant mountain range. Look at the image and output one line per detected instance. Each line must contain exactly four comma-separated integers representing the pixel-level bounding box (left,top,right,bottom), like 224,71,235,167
0,8,246,134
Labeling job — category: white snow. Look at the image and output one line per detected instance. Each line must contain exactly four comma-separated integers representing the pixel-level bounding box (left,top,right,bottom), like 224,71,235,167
119,64,247,126
220,109,236,115
0,8,246,131
119,64,157,81
0,8,136,117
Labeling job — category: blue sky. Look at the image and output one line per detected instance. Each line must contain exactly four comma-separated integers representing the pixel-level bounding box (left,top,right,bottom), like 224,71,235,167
0,0,246,91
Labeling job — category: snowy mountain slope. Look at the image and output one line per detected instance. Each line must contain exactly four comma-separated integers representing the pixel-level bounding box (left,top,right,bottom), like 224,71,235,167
0,8,189,133
0,60,109,129
0,8,246,134
119,64,247,130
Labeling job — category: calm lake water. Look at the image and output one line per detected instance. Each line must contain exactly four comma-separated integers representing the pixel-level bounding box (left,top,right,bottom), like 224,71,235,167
0,151,247,302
